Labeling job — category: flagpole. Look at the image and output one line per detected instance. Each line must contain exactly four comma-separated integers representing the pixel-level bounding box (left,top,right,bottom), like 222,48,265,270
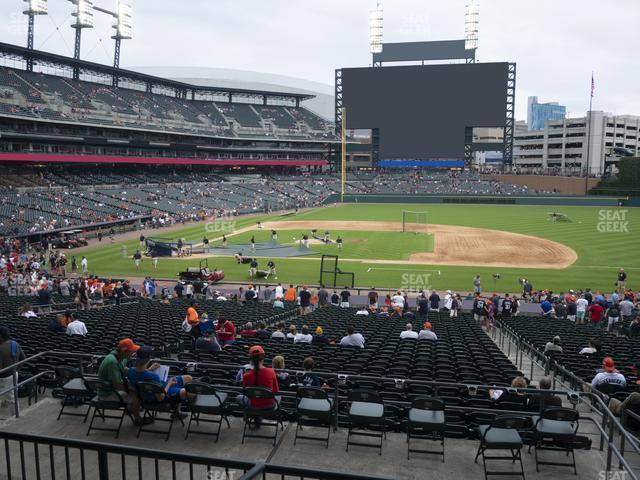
584,72,594,194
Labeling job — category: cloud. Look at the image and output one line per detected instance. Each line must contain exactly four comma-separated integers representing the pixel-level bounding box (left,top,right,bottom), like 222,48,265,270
0,0,638,119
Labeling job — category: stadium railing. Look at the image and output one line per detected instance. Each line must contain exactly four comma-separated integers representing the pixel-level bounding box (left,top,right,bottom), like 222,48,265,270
0,430,395,480
2,350,640,477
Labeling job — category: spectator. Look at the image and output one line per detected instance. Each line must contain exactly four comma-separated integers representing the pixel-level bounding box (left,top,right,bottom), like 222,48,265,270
355,306,369,316
339,325,365,348
66,313,88,336
97,338,149,426
591,357,627,389
391,290,405,314
312,326,330,346
237,346,279,422
271,323,286,340
417,293,429,318
285,284,297,302
184,301,199,333
339,287,351,308
215,319,236,346
368,288,379,309
255,321,270,340
544,336,563,354
624,317,640,338
429,291,440,312
540,298,554,317
127,346,193,408
576,295,589,325
48,313,67,333
298,357,322,387
528,377,562,412
273,297,284,309
579,338,600,355
18,303,37,318
490,376,528,408
620,297,636,321
299,285,311,315
272,355,291,388
0,326,26,414
195,330,221,353
330,291,340,307
239,322,257,338
606,302,621,332
294,326,313,344
317,286,329,308
589,301,605,329
285,325,297,340
400,323,418,339
418,322,438,341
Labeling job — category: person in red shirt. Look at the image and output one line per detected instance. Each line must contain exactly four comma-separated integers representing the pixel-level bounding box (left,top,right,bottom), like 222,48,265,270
589,302,605,329
239,345,279,412
215,319,236,346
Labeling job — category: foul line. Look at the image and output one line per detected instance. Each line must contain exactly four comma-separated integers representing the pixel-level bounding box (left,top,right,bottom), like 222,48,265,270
367,267,441,275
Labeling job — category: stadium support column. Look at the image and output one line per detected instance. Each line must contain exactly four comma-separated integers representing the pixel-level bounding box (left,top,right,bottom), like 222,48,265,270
112,37,121,86
502,63,516,170
464,127,473,169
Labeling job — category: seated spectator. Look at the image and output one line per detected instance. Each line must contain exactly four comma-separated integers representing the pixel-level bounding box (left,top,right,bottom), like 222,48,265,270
355,306,369,316
215,319,236,346
271,323,286,340
235,363,253,385
609,392,640,419
195,331,221,353
294,326,313,344
272,355,291,388
418,322,438,341
273,297,284,308
255,321,270,340
18,303,37,318
127,346,193,408
97,338,149,426
298,357,322,387
48,313,67,333
625,317,640,338
579,338,600,355
239,322,257,338
527,377,562,412
400,323,418,339
286,325,297,340
66,314,88,336
340,325,365,348
237,346,279,417
312,326,330,346
490,376,529,409
198,313,214,336
544,336,563,354
591,357,627,390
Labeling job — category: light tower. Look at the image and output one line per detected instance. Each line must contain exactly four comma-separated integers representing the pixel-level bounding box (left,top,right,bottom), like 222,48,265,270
370,2,383,64
22,0,48,71
69,0,95,79
464,0,479,61
112,1,133,71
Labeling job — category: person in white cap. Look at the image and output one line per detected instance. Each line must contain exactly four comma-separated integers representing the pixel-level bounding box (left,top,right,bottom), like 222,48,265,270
444,290,453,311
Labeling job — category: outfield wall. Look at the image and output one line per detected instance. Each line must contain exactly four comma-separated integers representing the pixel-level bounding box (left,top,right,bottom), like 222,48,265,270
324,194,625,206
481,174,601,195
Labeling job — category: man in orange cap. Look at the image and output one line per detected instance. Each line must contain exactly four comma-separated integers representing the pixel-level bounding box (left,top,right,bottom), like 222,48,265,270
418,322,438,341
591,357,627,390
97,338,150,426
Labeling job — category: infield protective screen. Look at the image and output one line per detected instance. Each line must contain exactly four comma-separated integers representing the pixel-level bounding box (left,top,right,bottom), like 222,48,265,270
341,63,509,159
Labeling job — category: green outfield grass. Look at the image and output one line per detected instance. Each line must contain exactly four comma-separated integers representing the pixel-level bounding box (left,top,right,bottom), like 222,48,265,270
79,203,639,293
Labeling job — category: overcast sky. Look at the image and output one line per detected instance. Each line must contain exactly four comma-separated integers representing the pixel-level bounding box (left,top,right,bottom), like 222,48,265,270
1,0,638,120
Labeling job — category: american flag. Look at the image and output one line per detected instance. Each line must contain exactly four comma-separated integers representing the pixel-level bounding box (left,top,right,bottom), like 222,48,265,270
591,73,595,98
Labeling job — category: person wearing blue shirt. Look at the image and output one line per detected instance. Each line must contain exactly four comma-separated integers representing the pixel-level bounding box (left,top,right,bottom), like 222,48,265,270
127,346,192,404
540,299,554,316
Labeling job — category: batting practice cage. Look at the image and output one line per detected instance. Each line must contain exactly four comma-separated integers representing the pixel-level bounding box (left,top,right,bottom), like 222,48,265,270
402,211,428,233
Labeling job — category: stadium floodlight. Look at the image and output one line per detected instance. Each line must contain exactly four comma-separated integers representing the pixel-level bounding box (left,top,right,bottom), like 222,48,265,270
23,0,48,15
369,3,383,55
465,1,479,50
71,0,95,28
114,1,133,39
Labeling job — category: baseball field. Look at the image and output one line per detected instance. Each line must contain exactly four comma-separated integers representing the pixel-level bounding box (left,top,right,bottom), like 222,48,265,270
77,203,638,293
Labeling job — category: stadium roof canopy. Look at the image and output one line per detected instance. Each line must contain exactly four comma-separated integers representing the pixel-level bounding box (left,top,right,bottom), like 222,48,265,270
0,42,314,104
